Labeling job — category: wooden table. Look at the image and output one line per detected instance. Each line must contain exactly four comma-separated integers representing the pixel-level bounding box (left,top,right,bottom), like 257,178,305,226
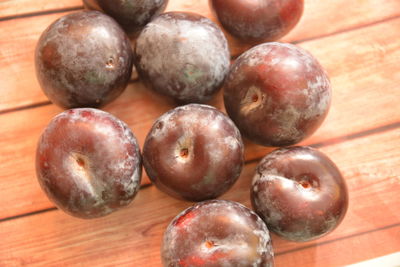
1,0,399,266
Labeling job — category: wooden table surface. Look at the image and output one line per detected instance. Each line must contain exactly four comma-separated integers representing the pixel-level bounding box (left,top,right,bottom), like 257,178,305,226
1,0,400,266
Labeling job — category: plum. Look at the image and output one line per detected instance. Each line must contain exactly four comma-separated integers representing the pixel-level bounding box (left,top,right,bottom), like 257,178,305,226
134,12,230,103
224,42,331,147
209,0,303,43
143,104,244,201
36,108,142,219
35,11,133,109
251,146,348,242
83,0,168,36
162,200,274,266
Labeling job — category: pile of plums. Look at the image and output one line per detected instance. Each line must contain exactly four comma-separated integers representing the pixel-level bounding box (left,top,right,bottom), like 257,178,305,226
34,0,349,266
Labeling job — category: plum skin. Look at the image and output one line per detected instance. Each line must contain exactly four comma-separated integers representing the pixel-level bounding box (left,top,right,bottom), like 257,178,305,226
223,42,331,147
162,200,274,267
36,108,142,219
143,104,244,202
35,11,133,109
83,0,168,36
134,12,230,103
209,0,304,43
250,146,349,242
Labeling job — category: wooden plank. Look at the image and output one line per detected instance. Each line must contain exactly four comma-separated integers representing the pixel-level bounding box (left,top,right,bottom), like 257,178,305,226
0,0,81,19
168,0,400,56
0,127,399,266
0,17,400,220
1,1,400,112
1,0,400,42
0,12,72,112
346,252,400,267
275,225,400,267
284,0,400,43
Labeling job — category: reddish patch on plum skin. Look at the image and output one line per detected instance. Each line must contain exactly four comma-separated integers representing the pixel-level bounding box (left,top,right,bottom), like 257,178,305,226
36,108,142,219
162,200,274,266
143,104,244,202
210,0,304,43
251,146,348,242
278,0,304,29
173,207,197,228
224,42,331,147
41,42,61,70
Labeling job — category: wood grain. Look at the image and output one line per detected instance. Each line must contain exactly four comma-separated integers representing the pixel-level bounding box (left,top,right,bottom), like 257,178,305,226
0,127,399,266
275,224,400,267
1,16,399,220
0,12,70,112
1,0,400,112
1,1,400,266
0,0,82,19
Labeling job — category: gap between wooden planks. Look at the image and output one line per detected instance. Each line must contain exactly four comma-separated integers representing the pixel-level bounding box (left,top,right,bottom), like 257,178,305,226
0,0,81,20
1,15,400,220
1,0,400,111
0,127,399,266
